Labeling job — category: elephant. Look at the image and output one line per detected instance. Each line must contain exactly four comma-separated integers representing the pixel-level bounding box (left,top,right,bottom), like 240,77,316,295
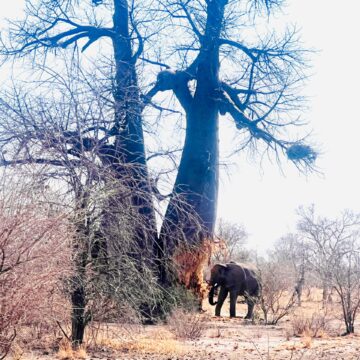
208,262,261,319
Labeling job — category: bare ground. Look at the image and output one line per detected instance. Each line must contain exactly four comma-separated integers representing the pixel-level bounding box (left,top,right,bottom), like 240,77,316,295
11,291,360,360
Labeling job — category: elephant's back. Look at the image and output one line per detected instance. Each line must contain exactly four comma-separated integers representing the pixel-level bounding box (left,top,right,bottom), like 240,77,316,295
243,267,261,296
228,263,261,296
224,263,247,290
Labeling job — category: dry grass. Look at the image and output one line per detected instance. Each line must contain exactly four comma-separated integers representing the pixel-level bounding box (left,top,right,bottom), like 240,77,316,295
300,334,313,349
8,343,25,360
167,308,207,340
57,340,87,360
11,287,360,360
97,337,187,356
84,322,188,357
292,310,332,338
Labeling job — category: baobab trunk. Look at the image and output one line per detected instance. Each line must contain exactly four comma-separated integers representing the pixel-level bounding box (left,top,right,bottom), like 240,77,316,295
99,0,157,260
159,0,227,297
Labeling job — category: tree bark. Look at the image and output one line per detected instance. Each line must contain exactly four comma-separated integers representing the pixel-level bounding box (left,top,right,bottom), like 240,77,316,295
295,265,305,306
71,192,91,346
159,0,227,289
100,0,157,260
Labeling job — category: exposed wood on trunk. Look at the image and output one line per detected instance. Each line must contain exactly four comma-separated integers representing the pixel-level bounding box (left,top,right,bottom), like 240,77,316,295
158,0,227,289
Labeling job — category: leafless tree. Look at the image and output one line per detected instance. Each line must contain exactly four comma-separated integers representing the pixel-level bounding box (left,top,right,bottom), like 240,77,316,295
272,233,309,305
332,239,360,334
0,0,318,317
257,257,297,325
213,219,249,263
0,0,159,262
0,172,72,359
144,0,317,286
0,65,167,345
297,205,360,306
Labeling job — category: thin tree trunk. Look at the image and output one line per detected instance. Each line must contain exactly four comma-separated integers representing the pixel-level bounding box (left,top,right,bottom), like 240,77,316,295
322,272,331,306
71,280,86,346
295,266,305,306
71,192,91,346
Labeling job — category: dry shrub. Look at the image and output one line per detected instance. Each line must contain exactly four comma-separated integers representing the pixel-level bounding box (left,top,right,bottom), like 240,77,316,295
167,308,206,340
86,306,143,348
58,339,87,359
0,193,73,358
258,260,297,325
300,335,312,349
292,311,331,338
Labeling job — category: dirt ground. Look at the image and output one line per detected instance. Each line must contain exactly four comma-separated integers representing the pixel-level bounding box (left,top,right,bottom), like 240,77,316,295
12,291,360,360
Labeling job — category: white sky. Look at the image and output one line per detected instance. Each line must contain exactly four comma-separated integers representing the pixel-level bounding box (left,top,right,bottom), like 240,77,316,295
218,0,360,252
1,0,360,252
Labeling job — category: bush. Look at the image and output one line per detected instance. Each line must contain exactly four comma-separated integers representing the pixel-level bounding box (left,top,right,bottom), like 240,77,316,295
0,190,72,359
292,312,331,338
167,308,206,340
258,260,297,325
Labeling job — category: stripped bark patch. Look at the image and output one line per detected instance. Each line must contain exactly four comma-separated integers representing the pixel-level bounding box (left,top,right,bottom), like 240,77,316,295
173,240,213,300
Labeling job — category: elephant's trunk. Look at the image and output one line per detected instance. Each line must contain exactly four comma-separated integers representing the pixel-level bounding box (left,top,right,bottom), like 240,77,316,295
208,285,218,306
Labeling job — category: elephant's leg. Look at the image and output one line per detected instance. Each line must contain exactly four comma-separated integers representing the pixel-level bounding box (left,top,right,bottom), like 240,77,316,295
215,287,228,317
245,297,255,319
229,291,238,318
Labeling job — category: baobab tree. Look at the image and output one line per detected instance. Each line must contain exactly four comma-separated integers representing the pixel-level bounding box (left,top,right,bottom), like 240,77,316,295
146,0,316,285
1,0,317,313
0,0,159,258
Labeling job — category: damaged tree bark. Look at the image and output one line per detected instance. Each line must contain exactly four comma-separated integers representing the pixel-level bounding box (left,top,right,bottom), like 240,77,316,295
151,0,316,295
157,0,227,293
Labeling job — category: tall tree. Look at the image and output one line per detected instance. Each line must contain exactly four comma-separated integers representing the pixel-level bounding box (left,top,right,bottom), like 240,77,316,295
149,0,316,286
0,67,165,344
0,0,158,259
1,0,318,304
0,1,163,341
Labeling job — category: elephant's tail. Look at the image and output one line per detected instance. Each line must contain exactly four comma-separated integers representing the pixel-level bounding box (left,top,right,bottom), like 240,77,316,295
208,285,218,306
